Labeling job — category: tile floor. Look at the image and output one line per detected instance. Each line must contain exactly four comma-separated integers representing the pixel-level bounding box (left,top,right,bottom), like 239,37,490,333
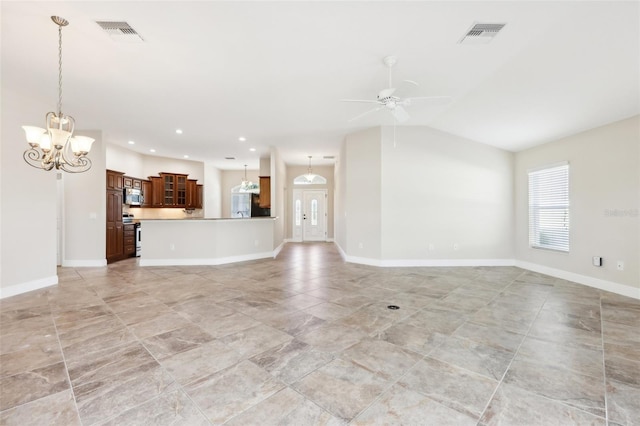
1,243,639,425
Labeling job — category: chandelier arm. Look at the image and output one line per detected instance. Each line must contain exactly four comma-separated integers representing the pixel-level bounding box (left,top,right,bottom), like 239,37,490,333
59,157,92,173
23,149,46,169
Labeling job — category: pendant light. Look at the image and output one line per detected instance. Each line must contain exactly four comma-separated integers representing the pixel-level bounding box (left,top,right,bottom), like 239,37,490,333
22,16,94,173
240,164,254,191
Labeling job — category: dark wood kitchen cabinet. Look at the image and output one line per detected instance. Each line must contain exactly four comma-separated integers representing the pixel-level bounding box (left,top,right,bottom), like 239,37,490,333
144,173,202,208
149,176,164,207
186,179,198,209
197,184,203,209
106,170,125,263
107,170,123,191
123,224,136,257
141,180,152,207
160,173,188,207
259,176,271,208
123,176,142,190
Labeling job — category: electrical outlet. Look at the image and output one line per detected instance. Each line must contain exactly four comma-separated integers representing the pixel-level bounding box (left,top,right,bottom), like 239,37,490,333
617,261,624,271
592,256,602,267
453,243,460,251
254,240,259,247
428,244,435,251
170,243,175,251
358,242,363,249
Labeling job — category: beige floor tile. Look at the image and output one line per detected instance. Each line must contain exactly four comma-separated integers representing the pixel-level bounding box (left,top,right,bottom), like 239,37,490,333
481,383,606,426
398,356,498,418
0,390,81,426
225,387,343,426
1,243,639,425
185,360,284,424
353,384,477,426
292,358,389,421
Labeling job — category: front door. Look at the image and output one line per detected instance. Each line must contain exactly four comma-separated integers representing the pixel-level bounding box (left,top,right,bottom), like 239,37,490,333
293,189,327,242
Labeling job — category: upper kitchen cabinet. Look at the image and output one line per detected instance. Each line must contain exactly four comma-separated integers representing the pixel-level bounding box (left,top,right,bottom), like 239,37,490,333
186,179,200,209
259,176,271,208
141,180,152,207
124,176,142,190
149,176,164,207
161,173,188,207
107,169,124,190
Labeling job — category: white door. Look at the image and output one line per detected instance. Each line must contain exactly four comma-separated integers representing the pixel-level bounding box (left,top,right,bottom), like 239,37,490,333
302,190,326,241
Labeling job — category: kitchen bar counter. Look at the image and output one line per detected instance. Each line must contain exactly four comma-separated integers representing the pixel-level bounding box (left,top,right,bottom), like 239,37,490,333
137,216,274,221
139,217,278,266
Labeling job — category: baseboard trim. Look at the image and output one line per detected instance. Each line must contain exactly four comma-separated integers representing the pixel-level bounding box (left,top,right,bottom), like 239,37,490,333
273,241,286,258
139,251,274,267
0,275,58,299
62,259,107,267
515,260,640,300
332,243,638,299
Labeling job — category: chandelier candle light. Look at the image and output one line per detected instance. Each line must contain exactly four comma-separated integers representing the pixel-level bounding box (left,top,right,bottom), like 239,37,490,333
22,16,94,173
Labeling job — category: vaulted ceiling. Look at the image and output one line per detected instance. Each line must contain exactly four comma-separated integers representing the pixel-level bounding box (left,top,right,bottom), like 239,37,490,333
2,1,638,169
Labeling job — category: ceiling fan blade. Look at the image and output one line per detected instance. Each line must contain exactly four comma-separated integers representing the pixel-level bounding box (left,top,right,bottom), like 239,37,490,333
377,88,396,99
391,105,410,123
394,80,419,98
340,99,380,104
348,106,383,122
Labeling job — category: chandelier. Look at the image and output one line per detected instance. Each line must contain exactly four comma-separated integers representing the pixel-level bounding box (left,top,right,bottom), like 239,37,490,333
293,156,327,185
22,16,94,173
240,164,256,191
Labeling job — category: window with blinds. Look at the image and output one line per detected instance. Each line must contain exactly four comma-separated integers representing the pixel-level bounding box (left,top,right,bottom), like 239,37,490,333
528,163,570,252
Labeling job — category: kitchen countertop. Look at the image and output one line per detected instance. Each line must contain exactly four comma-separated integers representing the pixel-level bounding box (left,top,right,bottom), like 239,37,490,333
136,216,276,221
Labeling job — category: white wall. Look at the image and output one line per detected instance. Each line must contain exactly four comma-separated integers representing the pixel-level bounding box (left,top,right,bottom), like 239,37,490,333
380,126,514,262
106,144,204,182
285,165,335,239
1,85,59,297
271,147,287,250
106,144,145,177
334,142,348,253
62,130,107,266
344,127,383,260
204,161,222,218
515,115,639,296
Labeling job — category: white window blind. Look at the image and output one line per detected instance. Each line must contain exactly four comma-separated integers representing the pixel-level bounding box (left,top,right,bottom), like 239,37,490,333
528,163,570,252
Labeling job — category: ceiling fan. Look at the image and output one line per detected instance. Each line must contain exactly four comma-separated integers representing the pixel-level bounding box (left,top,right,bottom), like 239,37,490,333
341,56,451,123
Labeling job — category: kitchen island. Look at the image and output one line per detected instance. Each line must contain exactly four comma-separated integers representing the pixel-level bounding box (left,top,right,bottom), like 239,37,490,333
138,217,279,266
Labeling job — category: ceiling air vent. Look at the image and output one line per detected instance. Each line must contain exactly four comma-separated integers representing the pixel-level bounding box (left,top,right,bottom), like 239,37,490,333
96,21,144,42
459,23,506,45
323,156,335,160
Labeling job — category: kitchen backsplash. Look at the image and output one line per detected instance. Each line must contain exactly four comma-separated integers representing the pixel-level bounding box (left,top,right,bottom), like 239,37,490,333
122,207,204,219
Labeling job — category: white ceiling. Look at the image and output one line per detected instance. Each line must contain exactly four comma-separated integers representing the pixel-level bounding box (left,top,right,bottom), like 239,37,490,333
2,1,638,169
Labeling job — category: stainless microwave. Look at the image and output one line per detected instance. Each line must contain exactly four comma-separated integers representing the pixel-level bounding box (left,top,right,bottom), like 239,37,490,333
124,188,143,206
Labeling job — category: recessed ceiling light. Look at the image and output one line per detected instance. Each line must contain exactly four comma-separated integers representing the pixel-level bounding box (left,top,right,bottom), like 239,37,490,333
176,129,183,134
149,149,156,153
183,155,189,159
238,137,246,142
249,148,256,152
225,157,235,160
128,140,135,145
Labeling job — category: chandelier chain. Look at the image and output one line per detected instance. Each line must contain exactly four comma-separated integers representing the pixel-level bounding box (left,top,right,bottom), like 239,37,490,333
57,23,63,116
